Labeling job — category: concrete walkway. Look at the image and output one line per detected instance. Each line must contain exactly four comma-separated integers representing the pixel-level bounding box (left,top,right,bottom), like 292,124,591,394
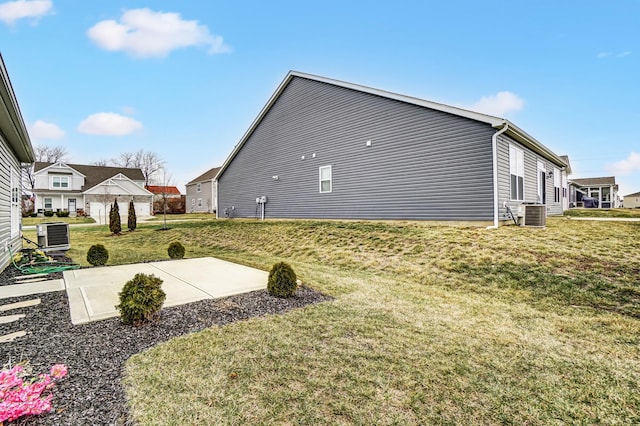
566,217,640,222
1,257,268,325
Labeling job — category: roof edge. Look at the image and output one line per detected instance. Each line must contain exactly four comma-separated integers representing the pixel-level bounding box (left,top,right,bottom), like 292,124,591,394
0,53,34,163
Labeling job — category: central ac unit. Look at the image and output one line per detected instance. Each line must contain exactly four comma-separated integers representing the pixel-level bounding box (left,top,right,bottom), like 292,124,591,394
520,205,546,227
36,222,71,252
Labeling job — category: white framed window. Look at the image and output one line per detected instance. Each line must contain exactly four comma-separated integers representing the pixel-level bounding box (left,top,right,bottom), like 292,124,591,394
44,198,52,209
10,166,19,237
509,146,524,201
319,165,332,193
196,183,202,192
554,167,561,203
52,176,69,189
197,198,202,207
191,199,195,206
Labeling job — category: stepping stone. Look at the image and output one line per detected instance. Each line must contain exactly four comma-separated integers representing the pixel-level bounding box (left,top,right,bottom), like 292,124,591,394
11,273,49,281
0,314,25,324
0,298,41,312
0,331,27,343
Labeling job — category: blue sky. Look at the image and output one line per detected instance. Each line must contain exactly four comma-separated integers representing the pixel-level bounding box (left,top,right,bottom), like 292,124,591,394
1,0,639,196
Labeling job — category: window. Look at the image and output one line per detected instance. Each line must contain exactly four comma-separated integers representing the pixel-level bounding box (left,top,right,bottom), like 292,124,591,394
10,167,19,237
509,146,524,200
44,198,52,210
197,198,202,207
52,176,69,189
196,183,202,192
554,168,561,203
319,165,332,193
191,199,195,206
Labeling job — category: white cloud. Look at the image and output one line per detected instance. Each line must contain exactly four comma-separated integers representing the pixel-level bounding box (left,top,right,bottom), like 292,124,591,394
29,120,65,140
470,91,524,117
121,106,136,115
77,112,143,136
618,51,631,58
597,52,611,59
86,8,230,58
597,51,631,59
606,152,640,175
0,0,52,24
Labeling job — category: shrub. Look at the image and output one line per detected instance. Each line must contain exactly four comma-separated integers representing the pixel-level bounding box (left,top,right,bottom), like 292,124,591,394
109,199,121,235
43,210,54,217
29,212,38,217
76,208,87,217
128,200,137,231
167,241,185,259
267,262,298,298
56,210,70,217
87,244,109,266
116,273,166,325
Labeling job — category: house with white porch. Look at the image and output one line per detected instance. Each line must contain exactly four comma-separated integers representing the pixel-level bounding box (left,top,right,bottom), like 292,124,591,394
569,176,620,208
32,162,153,223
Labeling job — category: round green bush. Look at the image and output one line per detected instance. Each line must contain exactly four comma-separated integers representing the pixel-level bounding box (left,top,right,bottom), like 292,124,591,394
115,273,166,325
86,244,109,266
167,241,185,259
43,210,54,217
267,261,297,298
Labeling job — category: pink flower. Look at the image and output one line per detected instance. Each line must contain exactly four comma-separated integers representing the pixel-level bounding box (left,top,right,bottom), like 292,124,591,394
50,364,68,379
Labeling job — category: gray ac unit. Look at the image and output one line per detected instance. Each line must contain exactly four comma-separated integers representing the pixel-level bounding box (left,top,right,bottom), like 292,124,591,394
36,222,71,252
520,205,546,227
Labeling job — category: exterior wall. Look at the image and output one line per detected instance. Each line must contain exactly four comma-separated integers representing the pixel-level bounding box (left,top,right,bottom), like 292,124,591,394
0,135,21,270
497,134,564,219
186,180,215,213
625,195,640,208
35,192,82,212
218,76,497,221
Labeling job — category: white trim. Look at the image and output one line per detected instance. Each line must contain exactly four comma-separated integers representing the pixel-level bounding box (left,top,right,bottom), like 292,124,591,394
319,165,332,193
537,160,546,204
509,144,524,201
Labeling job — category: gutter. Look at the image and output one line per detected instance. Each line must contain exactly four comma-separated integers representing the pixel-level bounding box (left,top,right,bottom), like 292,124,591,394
487,122,509,229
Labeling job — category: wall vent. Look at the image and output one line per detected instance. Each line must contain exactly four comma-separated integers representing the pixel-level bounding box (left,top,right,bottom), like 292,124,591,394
521,205,546,228
36,222,71,252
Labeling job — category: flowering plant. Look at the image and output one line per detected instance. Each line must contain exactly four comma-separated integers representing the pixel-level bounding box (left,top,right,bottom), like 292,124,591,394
0,363,68,422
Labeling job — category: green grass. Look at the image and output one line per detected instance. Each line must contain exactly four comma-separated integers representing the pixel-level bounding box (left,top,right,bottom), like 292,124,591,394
22,215,95,225
145,212,217,221
49,218,640,424
564,207,640,218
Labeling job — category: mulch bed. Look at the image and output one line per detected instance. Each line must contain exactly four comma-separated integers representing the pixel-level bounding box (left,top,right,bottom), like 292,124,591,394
0,265,332,425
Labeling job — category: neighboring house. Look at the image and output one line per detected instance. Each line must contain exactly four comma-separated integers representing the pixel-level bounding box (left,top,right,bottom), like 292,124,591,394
569,177,620,208
216,71,569,226
32,162,153,223
145,185,184,214
0,54,35,271
186,167,220,213
622,191,640,208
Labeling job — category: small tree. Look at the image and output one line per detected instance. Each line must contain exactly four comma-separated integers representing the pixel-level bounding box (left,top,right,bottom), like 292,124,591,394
109,198,121,235
128,200,137,231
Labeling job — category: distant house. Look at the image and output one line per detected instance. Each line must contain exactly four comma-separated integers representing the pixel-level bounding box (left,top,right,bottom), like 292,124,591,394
623,191,640,208
216,71,569,226
569,177,619,208
32,162,153,223
145,185,184,214
186,167,220,213
0,54,35,271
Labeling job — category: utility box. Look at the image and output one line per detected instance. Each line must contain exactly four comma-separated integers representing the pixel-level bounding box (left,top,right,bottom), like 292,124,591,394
518,204,546,228
36,222,71,252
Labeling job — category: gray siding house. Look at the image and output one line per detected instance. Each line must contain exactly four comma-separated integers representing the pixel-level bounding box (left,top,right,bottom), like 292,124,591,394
0,54,35,271
217,71,568,226
186,167,220,213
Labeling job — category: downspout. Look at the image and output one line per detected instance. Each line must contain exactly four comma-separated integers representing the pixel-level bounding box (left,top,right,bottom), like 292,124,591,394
214,179,219,219
487,122,509,229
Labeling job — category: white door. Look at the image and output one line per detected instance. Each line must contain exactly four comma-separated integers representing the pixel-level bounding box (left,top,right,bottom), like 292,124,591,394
68,198,76,213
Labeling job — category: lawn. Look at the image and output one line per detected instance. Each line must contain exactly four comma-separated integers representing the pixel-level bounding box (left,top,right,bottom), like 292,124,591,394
564,207,640,218
46,217,640,424
22,215,95,225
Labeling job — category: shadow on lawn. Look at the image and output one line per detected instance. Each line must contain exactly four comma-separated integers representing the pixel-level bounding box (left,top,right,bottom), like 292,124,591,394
447,261,640,319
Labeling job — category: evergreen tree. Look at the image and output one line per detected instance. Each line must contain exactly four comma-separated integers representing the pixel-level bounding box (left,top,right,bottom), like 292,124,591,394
109,198,121,235
128,200,137,231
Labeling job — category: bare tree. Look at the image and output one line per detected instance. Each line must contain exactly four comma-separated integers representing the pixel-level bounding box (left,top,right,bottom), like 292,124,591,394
34,145,69,163
92,159,111,167
114,149,164,187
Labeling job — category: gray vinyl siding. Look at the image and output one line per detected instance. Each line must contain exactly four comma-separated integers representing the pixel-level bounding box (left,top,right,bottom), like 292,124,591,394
186,180,216,213
0,134,21,271
218,76,497,221
497,134,563,219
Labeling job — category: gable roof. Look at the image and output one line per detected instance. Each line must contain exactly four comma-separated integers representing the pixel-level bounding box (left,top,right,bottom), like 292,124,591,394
217,71,567,178
187,167,221,185
559,155,572,175
571,176,616,187
0,54,33,163
34,162,145,191
83,173,153,196
623,191,640,198
146,185,181,195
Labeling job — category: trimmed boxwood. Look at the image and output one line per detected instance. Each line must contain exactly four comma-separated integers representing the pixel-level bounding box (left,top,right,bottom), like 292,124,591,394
87,244,109,266
115,273,166,325
167,241,185,259
267,262,297,298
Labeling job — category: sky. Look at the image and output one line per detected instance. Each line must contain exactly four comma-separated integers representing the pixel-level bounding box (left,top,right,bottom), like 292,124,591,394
1,0,639,196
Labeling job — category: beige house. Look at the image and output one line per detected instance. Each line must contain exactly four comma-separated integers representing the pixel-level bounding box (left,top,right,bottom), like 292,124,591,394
623,191,640,208
569,176,620,208
186,167,220,213
0,54,35,271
